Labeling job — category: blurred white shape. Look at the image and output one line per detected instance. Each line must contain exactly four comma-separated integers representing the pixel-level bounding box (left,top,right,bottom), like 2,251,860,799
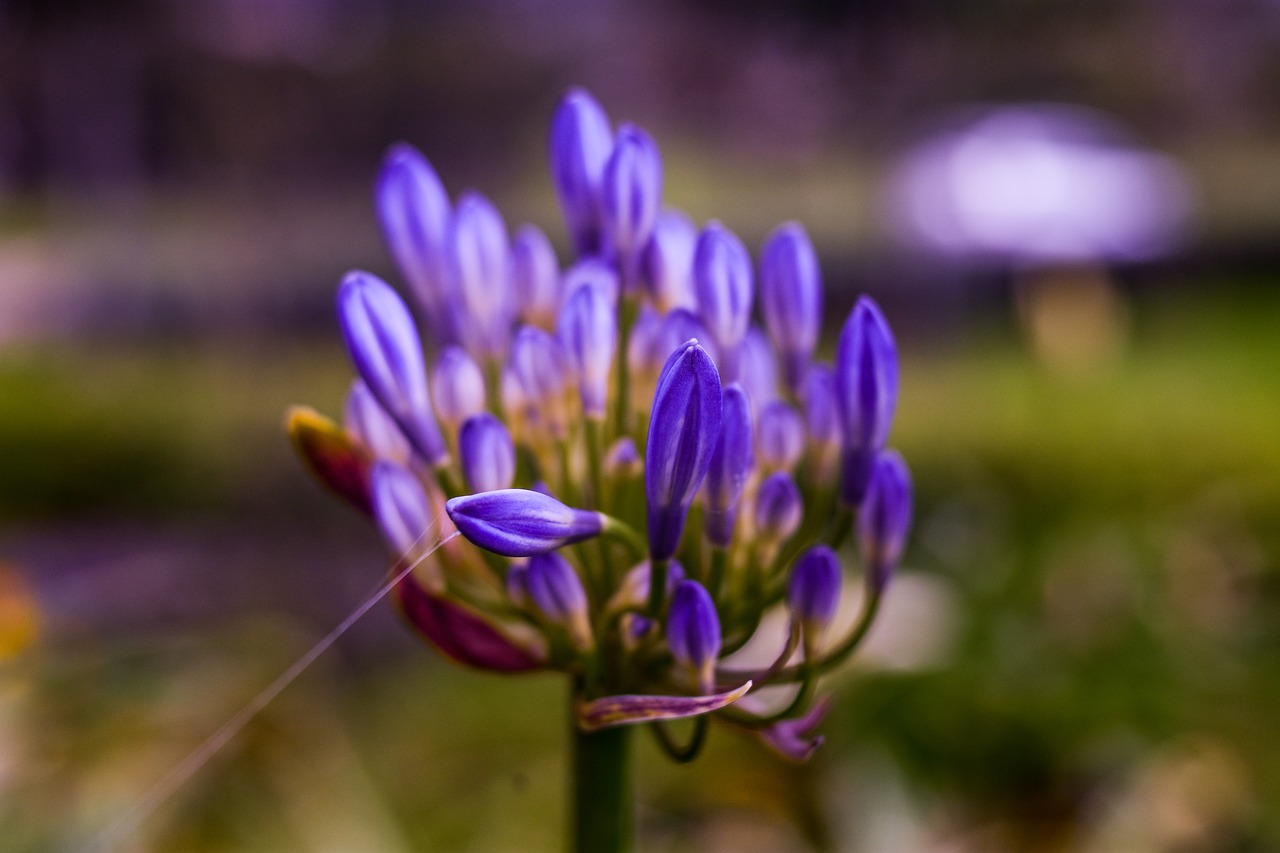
890,105,1195,264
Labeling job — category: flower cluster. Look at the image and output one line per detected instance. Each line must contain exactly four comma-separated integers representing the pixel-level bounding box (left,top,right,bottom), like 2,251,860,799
289,89,913,761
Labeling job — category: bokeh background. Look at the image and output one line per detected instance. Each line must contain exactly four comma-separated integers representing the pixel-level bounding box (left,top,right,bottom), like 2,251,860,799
2,1,1279,850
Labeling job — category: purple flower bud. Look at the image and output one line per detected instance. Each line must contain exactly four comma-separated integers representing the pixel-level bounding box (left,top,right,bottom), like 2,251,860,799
666,579,721,691
754,471,803,545
609,559,686,613
506,560,530,609
604,436,641,481
507,325,573,440
703,383,753,548
562,258,620,304
430,345,486,433
760,222,822,395
602,124,663,276
557,278,617,419
803,364,841,482
652,308,718,370
458,413,516,493
756,400,806,473
446,489,604,557
641,210,698,312
692,222,753,380
739,326,779,416
626,304,663,381
858,450,912,594
550,88,613,257
787,546,842,637
375,143,455,345
345,380,411,464
337,271,447,465
525,550,592,649
645,341,723,560
834,296,899,504
449,191,513,359
512,224,561,328
370,461,433,557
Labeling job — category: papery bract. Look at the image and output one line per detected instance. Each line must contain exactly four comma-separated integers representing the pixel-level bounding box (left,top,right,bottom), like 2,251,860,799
337,271,448,465
447,489,604,557
645,341,723,561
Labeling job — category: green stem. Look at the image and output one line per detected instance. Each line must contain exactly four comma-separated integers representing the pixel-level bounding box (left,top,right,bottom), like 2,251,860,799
570,703,634,853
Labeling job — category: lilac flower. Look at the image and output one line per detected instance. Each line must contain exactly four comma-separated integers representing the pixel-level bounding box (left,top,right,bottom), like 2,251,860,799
834,296,899,504
787,546,842,641
449,191,513,360
375,143,455,344
602,124,663,282
525,551,593,649
550,88,613,257
446,489,604,557
370,460,433,558
345,379,411,464
738,326,779,415
858,450,913,593
703,383,753,548
642,210,698,312
512,224,561,328
337,271,447,465
756,400,805,473
692,222,753,380
760,222,821,395
431,345,487,434
754,471,803,546
505,325,573,442
645,341,723,561
802,365,841,483
458,413,516,493
667,580,721,692
558,277,617,420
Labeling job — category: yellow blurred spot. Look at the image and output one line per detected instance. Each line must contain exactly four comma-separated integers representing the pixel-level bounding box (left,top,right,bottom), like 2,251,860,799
0,564,38,659
1016,265,1130,375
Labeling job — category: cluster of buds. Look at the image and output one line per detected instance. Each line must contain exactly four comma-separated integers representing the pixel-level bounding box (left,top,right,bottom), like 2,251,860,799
290,89,913,761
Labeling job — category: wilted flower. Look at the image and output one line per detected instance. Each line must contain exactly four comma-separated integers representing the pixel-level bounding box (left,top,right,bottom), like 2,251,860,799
290,89,914,786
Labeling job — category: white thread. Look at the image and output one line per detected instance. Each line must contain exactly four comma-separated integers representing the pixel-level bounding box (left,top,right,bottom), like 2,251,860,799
87,523,460,852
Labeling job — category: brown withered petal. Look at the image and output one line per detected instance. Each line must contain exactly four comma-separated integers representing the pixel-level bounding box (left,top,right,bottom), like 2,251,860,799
575,681,752,732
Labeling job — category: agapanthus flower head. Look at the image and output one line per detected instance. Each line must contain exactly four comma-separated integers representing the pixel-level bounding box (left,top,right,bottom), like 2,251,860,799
294,87,914,767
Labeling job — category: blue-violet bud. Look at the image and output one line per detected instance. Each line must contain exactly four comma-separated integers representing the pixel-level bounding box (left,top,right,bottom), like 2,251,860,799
738,326,779,416
788,545,843,642
858,450,913,594
458,413,516,493
557,278,617,420
645,341,723,560
666,579,722,692
512,224,561,329
525,551,592,649
431,345,487,433
446,489,604,557
507,325,573,441
760,222,822,395
345,379,411,464
641,210,698,313
692,222,753,380
834,296,899,504
370,460,433,558
549,88,613,257
803,364,841,482
449,191,513,360
375,143,455,344
703,383,753,548
754,471,803,546
756,400,806,473
337,271,447,465
602,124,663,277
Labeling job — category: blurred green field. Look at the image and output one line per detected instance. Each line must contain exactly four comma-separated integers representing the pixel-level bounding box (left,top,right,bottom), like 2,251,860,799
0,283,1276,851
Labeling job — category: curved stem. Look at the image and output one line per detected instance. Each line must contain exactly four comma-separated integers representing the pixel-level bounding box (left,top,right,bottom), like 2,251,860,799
649,716,709,764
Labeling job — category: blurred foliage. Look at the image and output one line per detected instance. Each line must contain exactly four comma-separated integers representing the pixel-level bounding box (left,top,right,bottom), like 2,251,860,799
0,283,1277,849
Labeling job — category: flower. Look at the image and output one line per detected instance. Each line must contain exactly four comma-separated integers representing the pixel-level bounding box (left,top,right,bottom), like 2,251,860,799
290,87,914,762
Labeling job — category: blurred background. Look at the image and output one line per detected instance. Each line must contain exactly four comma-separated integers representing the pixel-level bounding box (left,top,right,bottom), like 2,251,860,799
2,0,1279,850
